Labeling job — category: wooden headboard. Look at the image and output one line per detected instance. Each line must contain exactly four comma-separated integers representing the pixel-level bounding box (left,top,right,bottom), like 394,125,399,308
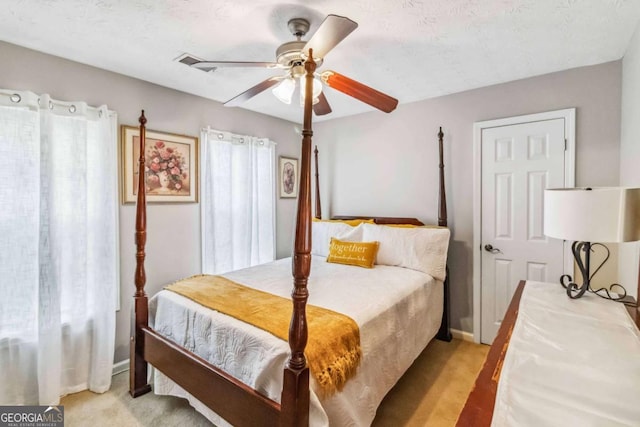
331,216,424,226
313,127,447,228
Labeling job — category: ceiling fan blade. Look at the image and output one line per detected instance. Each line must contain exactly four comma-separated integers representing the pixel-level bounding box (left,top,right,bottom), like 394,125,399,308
321,70,398,113
303,15,358,59
177,55,280,72
191,61,280,71
224,76,283,107
313,92,332,116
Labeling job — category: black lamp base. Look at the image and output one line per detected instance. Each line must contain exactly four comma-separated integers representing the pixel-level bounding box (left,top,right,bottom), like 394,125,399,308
560,241,629,303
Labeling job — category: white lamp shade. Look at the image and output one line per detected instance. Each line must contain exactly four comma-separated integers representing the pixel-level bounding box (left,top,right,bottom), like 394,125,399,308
272,77,295,104
544,187,640,243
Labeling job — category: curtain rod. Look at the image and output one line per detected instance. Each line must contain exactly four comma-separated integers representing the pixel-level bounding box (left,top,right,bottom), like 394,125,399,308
0,89,116,118
202,126,277,145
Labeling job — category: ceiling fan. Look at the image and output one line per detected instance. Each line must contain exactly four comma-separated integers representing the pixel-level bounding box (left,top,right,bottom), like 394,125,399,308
178,14,398,116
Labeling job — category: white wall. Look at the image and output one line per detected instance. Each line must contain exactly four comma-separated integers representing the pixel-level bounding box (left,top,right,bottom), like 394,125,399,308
619,22,640,300
0,41,303,363
315,61,622,333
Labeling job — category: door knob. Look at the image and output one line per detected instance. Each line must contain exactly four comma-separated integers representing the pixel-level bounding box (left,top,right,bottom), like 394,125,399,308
484,244,501,254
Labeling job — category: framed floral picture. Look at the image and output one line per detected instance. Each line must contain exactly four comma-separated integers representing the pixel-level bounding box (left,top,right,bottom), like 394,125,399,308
121,126,198,203
279,156,298,198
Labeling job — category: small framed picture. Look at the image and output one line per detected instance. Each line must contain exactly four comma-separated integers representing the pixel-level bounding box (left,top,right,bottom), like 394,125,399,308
279,156,298,198
121,126,198,204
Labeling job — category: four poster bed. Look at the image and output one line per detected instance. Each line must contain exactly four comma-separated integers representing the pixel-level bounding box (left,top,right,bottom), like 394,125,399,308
130,54,451,426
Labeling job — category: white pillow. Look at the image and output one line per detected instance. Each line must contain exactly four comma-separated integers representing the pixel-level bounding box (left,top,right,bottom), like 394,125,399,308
361,223,450,280
311,222,363,257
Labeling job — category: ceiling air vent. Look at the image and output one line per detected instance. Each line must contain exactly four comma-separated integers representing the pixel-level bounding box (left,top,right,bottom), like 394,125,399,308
175,53,216,72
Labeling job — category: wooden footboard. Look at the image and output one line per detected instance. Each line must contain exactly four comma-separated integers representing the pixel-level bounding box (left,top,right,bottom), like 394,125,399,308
143,327,281,425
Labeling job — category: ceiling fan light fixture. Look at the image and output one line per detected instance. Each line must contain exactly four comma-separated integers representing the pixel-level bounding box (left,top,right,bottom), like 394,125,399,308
272,77,295,104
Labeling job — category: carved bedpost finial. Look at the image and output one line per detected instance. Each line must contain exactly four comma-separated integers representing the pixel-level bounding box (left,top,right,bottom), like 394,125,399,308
301,49,316,136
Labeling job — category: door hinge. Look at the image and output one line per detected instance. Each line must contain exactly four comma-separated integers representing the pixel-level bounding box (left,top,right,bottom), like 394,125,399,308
564,138,567,151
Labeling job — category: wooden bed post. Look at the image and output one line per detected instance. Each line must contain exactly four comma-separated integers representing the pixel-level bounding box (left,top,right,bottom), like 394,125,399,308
130,111,152,397
281,52,315,427
436,126,452,342
438,127,447,228
314,145,321,219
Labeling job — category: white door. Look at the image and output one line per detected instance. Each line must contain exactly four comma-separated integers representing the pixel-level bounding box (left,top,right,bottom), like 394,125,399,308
480,118,568,344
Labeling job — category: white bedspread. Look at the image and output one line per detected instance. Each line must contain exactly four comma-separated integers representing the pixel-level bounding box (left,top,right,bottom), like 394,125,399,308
149,255,443,426
492,281,640,427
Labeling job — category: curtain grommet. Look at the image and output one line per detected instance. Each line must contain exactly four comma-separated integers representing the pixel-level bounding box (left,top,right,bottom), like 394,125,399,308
69,105,76,113
10,94,21,103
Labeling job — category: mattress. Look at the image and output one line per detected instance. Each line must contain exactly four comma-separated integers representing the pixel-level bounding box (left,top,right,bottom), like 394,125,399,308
149,255,443,426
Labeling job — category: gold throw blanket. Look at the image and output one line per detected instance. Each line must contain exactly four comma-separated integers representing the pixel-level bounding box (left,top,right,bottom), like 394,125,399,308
165,275,362,396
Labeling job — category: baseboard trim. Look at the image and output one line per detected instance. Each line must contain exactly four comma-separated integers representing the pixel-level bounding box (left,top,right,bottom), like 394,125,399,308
451,328,474,342
112,359,130,376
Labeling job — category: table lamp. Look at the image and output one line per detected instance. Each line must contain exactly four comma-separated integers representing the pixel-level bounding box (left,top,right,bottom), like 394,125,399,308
544,187,640,302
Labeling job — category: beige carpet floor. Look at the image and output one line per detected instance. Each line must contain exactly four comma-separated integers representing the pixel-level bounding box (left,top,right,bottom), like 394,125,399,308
61,338,488,427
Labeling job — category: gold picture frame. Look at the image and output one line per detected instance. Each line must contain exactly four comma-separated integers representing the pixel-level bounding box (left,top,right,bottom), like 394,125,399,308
121,125,198,203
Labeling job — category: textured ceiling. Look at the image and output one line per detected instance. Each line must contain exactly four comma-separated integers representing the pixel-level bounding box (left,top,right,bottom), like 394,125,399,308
2,0,640,123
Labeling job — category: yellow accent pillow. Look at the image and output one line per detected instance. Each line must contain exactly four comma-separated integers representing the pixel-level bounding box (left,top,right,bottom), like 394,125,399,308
313,218,375,227
326,238,380,269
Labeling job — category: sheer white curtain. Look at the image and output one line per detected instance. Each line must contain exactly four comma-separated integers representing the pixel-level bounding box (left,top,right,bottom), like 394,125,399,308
0,90,118,405
201,128,276,274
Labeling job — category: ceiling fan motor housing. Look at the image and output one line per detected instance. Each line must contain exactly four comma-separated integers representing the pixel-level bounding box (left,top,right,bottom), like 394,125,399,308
276,18,323,73
276,41,306,66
